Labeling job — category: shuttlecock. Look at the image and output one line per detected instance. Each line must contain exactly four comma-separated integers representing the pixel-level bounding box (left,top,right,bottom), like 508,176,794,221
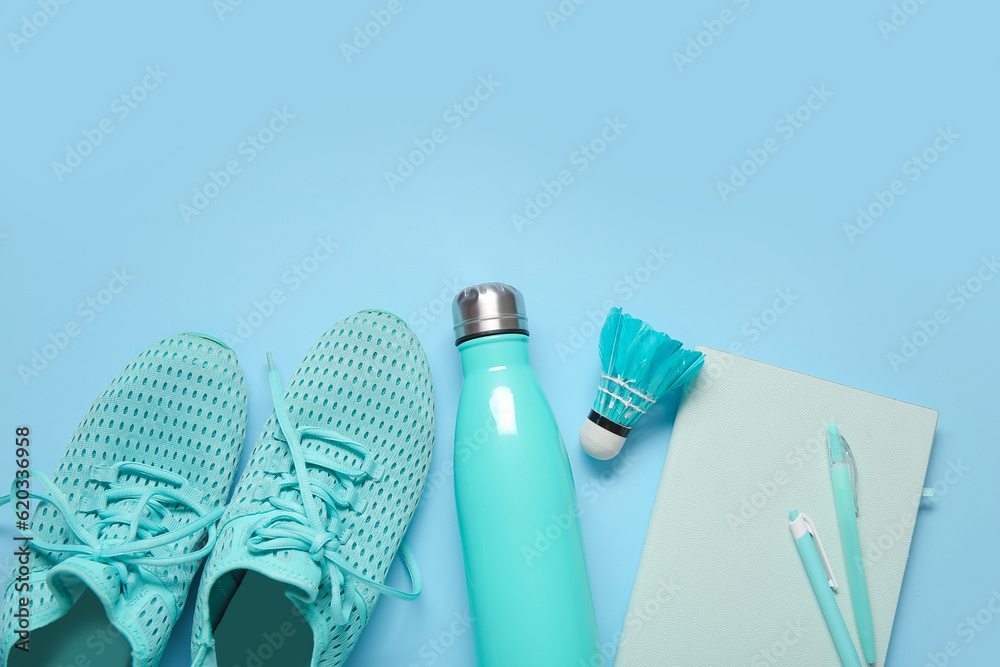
579,307,704,460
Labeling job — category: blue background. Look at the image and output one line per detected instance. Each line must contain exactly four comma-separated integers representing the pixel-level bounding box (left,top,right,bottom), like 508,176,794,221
1,1,998,665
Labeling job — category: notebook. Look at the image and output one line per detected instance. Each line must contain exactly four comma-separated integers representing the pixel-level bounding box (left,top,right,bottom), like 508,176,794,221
613,348,938,667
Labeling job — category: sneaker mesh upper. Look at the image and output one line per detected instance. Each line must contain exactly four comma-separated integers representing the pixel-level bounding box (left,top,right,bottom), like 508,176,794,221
195,310,435,667
1,334,248,666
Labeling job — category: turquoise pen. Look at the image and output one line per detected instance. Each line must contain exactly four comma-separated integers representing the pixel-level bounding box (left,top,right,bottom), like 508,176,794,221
828,424,876,666
789,510,862,667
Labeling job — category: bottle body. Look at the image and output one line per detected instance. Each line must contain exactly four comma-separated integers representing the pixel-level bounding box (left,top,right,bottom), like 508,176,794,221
454,334,602,667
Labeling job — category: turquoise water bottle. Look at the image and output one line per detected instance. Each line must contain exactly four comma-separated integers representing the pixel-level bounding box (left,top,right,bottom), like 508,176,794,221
452,283,602,667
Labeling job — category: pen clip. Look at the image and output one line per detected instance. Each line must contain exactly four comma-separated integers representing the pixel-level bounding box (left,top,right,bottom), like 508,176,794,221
841,435,859,516
801,513,839,591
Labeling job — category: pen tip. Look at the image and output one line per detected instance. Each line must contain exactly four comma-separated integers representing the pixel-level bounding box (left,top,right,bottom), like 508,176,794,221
789,510,798,520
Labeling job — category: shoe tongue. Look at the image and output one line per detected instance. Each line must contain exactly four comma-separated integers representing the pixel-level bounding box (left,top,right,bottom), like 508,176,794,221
46,556,177,667
48,556,124,609
213,515,324,604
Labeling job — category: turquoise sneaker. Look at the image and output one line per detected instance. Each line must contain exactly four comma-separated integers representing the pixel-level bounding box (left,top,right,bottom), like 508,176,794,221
191,310,435,667
0,334,248,667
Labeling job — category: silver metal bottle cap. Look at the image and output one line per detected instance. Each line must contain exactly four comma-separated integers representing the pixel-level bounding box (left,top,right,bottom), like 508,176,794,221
452,282,529,345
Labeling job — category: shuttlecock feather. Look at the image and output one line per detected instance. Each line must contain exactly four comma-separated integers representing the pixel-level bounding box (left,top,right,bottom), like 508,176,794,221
579,307,704,460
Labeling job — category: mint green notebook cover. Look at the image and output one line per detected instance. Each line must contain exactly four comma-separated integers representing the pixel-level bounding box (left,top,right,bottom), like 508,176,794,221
614,348,938,667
